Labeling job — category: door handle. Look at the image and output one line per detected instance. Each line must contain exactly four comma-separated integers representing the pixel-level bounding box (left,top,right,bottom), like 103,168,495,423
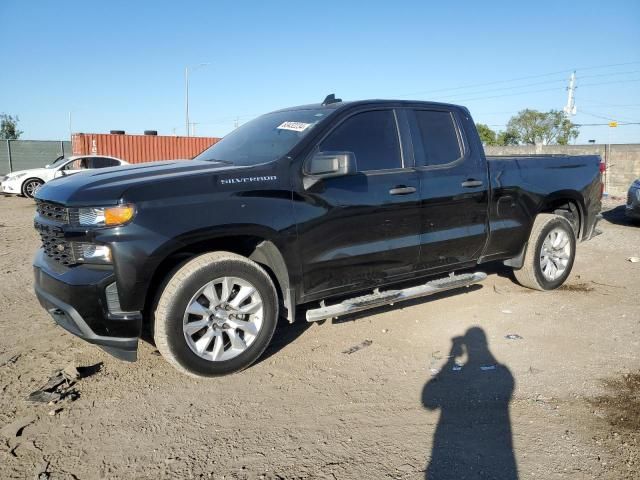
389,186,417,195
461,179,484,188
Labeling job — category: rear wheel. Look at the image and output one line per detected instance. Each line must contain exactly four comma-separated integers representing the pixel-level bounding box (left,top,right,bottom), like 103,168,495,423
153,252,278,377
22,178,43,198
513,214,576,291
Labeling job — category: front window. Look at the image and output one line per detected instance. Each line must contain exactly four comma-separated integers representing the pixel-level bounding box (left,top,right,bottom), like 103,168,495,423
46,156,68,169
195,109,331,166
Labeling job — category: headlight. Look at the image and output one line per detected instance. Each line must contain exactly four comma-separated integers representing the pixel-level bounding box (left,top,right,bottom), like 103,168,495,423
75,243,112,264
77,204,135,227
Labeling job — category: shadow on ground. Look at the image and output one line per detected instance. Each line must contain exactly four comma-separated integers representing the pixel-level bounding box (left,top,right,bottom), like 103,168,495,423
602,205,638,227
423,327,518,479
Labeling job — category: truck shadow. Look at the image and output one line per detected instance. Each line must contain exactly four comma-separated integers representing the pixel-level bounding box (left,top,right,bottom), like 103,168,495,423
260,283,487,363
423,327,518,479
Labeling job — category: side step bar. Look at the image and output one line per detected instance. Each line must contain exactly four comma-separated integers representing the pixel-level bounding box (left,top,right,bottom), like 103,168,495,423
305,272,487,322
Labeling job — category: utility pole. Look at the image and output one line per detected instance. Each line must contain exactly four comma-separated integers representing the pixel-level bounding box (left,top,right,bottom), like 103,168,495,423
184,63,211,137
185,67,189,137
563,71,577,119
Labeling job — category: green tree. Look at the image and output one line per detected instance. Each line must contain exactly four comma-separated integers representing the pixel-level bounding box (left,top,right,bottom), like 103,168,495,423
476,123,497,146
505,109,579,145
496,129,519,146
0,114,23,140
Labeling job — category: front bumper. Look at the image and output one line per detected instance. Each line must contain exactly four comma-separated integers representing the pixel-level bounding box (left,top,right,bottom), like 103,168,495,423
33,249,142,361
1,179,21,194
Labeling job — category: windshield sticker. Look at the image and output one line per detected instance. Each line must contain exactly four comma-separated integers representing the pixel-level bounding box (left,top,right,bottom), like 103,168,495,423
277,121,312,132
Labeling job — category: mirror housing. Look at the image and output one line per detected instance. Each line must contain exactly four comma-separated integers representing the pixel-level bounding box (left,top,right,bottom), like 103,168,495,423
304,151,356,189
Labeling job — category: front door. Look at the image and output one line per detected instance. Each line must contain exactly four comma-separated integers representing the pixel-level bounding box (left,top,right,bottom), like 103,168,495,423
295,109,421,299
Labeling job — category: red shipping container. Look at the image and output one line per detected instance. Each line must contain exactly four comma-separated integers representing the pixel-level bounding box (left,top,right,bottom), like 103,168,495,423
72,133,220,164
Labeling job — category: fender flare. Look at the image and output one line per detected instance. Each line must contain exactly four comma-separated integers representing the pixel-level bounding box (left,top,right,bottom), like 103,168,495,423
248,240,296,323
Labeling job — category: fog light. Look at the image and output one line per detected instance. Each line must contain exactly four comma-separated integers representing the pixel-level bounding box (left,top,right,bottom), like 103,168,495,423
75,243,111,264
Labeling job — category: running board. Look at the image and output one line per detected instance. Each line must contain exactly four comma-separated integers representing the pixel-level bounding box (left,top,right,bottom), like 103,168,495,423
305,272,487,322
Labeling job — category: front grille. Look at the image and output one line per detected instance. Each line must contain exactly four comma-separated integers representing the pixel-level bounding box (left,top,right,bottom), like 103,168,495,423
39,230,78,266
36,201,69,223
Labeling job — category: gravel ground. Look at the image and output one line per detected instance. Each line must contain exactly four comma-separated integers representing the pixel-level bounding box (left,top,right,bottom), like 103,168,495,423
0,195,638,480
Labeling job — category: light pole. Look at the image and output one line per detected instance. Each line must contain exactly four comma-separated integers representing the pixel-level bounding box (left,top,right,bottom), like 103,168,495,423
185,63,210,137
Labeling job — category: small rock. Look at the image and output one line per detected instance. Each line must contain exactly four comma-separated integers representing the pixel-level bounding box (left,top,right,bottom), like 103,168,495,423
0,352,21,367
381,329,388,333
48,408,63,416
0,415,36,439
62,364,80,381
627,256,639,263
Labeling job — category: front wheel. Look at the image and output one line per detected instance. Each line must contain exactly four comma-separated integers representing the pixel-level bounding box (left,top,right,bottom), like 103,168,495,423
153,252,278,377
513,214,576,291
22,178,43,198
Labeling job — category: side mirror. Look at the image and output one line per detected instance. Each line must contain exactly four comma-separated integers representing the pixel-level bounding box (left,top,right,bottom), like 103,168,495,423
305,151,356,189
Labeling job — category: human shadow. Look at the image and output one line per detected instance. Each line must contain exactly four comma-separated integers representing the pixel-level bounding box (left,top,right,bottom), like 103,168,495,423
422,327,518,480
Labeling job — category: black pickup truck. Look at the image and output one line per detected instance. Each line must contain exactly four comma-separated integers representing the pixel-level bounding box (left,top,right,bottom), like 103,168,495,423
33,96,602,377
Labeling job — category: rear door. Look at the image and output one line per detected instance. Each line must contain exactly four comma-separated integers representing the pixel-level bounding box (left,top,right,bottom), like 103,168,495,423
296,108,421,298
408,108,489,271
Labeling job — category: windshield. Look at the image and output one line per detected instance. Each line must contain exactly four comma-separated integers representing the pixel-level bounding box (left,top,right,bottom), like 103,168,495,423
195,109,330,166
46,156,68,169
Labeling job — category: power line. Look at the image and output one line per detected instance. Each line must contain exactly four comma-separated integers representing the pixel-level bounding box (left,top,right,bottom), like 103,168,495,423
575,122,640,126
578,109,638,123
395,60,640,98
447,78,640,104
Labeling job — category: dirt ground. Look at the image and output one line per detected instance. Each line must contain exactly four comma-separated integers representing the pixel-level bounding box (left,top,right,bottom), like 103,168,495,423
0,194,638,480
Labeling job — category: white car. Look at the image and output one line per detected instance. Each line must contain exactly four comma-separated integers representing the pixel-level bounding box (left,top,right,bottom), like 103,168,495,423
1,155,128,198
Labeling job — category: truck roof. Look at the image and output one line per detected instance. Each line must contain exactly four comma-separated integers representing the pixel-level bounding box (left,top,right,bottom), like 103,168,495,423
271,99,466,114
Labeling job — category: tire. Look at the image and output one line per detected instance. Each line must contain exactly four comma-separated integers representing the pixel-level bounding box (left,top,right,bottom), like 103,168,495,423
153,252,278,377
513,214,576,291
22,178,43,198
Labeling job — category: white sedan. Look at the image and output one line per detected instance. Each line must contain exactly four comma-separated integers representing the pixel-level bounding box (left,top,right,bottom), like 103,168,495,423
1,155,128,198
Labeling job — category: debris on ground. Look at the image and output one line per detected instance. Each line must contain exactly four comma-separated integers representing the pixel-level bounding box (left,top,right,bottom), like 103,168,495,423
559,282,595,292
26,362,102,404
0,351,20,368
591,372,640,431
501,309,513,314
0,415,36,439
480,364,497,371
34,458,50,480
627,256,640,263
505,334,524,340
342,340,373,354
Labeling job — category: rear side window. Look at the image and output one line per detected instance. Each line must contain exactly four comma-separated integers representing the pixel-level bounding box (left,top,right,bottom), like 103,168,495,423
320,110,401,171
90,157,120,168
412,110,462,167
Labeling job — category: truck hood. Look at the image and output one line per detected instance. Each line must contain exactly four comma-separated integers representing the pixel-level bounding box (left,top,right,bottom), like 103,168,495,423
35,160,246,206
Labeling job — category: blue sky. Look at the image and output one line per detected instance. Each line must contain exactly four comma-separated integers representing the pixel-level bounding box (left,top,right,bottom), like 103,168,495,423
1,0,639,143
